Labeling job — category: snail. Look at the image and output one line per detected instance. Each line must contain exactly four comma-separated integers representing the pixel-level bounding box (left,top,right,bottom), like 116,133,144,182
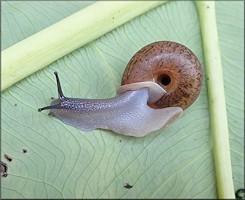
38,41,203,137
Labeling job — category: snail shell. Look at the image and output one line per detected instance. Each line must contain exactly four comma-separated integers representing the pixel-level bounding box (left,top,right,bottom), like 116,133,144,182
119,41,203,110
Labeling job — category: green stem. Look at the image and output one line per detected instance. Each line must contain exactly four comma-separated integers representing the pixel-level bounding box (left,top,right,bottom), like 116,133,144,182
195,1,235,198
1,1,166,91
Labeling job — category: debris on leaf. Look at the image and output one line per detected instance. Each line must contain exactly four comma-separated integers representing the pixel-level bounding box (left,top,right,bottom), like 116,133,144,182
124,183,133,189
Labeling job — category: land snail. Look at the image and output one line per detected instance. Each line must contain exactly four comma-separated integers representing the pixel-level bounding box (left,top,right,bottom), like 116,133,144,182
38,41,203,137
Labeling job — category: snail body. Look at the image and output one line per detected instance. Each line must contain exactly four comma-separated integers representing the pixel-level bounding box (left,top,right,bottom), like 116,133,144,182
38,41,203,137
39,73,182,137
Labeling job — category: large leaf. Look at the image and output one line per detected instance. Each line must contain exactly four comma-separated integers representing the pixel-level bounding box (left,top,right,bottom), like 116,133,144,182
1,1,243,198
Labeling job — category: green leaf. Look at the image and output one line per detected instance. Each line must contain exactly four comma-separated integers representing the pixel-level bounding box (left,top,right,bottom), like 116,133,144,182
215,1,244,194
2,1,166,91
1,1,243,199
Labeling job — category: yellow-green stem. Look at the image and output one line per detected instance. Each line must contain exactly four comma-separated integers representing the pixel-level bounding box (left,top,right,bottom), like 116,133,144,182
1,1,166,91
195,1,234,198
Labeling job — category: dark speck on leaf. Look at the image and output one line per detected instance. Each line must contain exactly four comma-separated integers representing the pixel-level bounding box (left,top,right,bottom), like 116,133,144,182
22,149,27,153
4,154,12,162
1,161,8,177
124,183,133,189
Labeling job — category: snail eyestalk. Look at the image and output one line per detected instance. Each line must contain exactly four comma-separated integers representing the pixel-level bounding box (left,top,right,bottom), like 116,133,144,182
38,103,62,112
38,72,65,112
54,72,65,99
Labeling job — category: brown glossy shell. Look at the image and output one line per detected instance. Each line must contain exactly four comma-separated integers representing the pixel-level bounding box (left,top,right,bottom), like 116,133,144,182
121,41,203,110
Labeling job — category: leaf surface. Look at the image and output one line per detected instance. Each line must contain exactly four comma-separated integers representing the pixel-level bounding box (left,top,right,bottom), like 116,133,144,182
1,1,243,198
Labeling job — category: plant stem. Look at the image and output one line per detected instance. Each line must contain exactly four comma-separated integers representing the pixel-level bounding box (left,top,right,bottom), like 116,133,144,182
195,1,235,198
1,1,166,91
